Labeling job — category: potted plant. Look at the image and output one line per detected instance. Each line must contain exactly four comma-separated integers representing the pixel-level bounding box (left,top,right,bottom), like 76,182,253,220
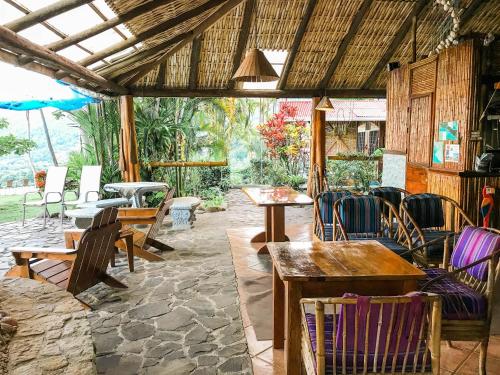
34,170,47,191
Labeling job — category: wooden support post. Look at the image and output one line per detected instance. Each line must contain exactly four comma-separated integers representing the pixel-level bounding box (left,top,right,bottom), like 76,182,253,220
307,97,326,196
119,96,140,182
411,15,417,63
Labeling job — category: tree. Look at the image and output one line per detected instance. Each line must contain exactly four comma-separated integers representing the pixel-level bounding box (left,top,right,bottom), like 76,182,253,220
39,108,58,166
0,117,35,157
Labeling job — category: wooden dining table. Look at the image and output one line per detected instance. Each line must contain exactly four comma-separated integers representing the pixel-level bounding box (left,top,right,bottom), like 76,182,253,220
267,240,426,375
241,187,313,253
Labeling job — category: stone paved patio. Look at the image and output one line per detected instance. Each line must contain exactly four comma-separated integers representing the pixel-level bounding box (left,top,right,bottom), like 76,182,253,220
0,189,313,374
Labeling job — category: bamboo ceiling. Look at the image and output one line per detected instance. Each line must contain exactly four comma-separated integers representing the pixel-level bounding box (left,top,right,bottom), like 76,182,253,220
0,0,498,97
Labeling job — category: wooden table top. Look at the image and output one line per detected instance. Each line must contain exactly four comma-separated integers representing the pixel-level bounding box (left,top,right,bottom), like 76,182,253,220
268,241,426,282
242,187,313,207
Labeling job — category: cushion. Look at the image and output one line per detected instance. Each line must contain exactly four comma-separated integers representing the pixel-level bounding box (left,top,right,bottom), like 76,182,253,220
405,194,445,229
316,223,334,241
370,187,402,210
318,191,351,225
420,268,487,320
304,294,431,374
414,230,455,260
451,226,500,281
339,196,381,234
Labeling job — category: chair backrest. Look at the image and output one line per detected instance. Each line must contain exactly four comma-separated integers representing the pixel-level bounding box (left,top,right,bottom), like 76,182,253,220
43,166,68,203
303,294,441,374
403,193,445,229
336,195,381,235
143,189,175,248
78,165,102,203
316,190,352,225
450,226,500,282
66,207,120,295
369,187,407,212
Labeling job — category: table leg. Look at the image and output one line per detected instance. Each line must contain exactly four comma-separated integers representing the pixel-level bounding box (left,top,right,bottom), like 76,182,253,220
250,207,272,243
285,281,303,375
273,264,285,349
256,207,273,254
271,206,286,242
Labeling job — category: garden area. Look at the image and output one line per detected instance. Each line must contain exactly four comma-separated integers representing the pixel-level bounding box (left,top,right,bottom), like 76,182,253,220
0,97,382,223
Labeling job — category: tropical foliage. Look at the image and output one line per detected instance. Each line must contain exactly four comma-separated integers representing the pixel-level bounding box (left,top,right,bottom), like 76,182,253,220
0,117,35,157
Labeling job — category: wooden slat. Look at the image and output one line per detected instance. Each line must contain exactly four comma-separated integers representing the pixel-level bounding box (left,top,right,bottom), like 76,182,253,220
4,0,92,32
130,87,386,98
227,0,255,90
318,0,372,89
362,0,427,89
124,0,247,86
77,0,226,68
0,24,127,94
155,62,167,89
188,36,202,90
277,0,317,90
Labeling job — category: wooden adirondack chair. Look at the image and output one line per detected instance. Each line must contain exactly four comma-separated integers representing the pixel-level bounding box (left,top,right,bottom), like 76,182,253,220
6,207,127,296
114,189,175,270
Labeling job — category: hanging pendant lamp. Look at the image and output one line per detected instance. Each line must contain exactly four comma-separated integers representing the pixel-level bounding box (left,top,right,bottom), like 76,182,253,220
232,0,279,82
232,48,279,82
315,95,334,111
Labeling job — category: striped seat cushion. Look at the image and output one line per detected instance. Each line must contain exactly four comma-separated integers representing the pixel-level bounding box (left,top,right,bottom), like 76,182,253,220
318,191,351,226
405,194,445,229
420,268,486,320
413,230,456,260
304,294,431,374
451,226,500,281
370,187,402,210
339,196,381,234
316,223,334,241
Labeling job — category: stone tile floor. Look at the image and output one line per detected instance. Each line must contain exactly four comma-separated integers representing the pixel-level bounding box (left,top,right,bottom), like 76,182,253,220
0,189,313,375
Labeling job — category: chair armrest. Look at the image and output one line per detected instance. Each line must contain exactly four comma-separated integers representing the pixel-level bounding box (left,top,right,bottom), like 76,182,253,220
118,208,158,217
64,190,78,200
420,250,500,291
10,247,77,261
23,190,42,204
84,190,101,202
118,216,157,225
64,229,86,248
399,234,455,258
44,191,63,203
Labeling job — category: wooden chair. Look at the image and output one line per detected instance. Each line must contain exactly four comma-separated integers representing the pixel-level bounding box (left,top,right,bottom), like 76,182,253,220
401,193,474,267
332,195,415,262
114,189,175,269
7,207,127,296
301,294,442,375
314,190,352,241
418,226,500,375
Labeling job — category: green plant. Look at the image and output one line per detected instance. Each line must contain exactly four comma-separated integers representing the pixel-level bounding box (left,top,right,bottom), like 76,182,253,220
0,117,35,157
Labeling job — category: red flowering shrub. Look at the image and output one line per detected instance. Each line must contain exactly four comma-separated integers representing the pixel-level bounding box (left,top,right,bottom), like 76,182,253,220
257,103,308,176
35,170,46,190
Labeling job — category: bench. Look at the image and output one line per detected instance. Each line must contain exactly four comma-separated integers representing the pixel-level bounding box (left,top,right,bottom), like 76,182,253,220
171,197,201,230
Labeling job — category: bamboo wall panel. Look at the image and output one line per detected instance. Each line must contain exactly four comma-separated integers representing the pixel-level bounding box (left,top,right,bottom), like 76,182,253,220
405,164,427,194
408,94,433,166
427,171,462,230
385,65,409,153
432,41,475,171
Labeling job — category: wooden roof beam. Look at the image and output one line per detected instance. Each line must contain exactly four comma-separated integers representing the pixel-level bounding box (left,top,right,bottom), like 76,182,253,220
227,0,255,90
76,0,226,68
318,0,372,89
46,0,175,52
188,36,202,90
124,0,247,86
131,88,386,98
277,0,317,90
361,0,427,89
0,24,127,94
4,0,93,32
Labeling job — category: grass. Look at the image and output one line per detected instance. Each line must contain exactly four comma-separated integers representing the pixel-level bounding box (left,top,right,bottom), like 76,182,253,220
0,192,76,223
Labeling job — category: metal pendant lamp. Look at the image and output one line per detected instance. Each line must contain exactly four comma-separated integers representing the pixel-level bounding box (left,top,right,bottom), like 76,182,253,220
315,95,334,111
232,0,279,82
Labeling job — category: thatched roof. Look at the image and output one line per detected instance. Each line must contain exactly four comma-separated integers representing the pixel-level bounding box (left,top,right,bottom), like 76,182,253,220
0,0,498,97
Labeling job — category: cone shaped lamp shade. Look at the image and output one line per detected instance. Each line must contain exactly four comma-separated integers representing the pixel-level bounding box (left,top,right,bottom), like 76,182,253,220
315,96,334,111
232,48,279,82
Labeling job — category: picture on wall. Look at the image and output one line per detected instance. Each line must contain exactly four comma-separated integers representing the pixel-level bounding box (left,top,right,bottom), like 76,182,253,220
439,121,459,141
433,141,444,164
445,143,460,163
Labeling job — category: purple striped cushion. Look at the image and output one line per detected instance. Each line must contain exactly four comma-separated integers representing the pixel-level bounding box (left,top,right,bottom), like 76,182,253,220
451,226,500,281
420,268,486,320
305,293,431,373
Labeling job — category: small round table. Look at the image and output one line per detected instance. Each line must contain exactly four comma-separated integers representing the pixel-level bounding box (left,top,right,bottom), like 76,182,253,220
65,207,102,229
103,182,168,207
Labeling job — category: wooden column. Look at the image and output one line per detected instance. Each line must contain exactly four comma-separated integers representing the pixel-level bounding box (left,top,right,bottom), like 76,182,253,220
119,95,141,182
307,97,326,196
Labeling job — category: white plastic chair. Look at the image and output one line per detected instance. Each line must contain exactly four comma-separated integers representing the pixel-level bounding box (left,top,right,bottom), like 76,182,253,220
23,166,68,227
64,165,102,208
